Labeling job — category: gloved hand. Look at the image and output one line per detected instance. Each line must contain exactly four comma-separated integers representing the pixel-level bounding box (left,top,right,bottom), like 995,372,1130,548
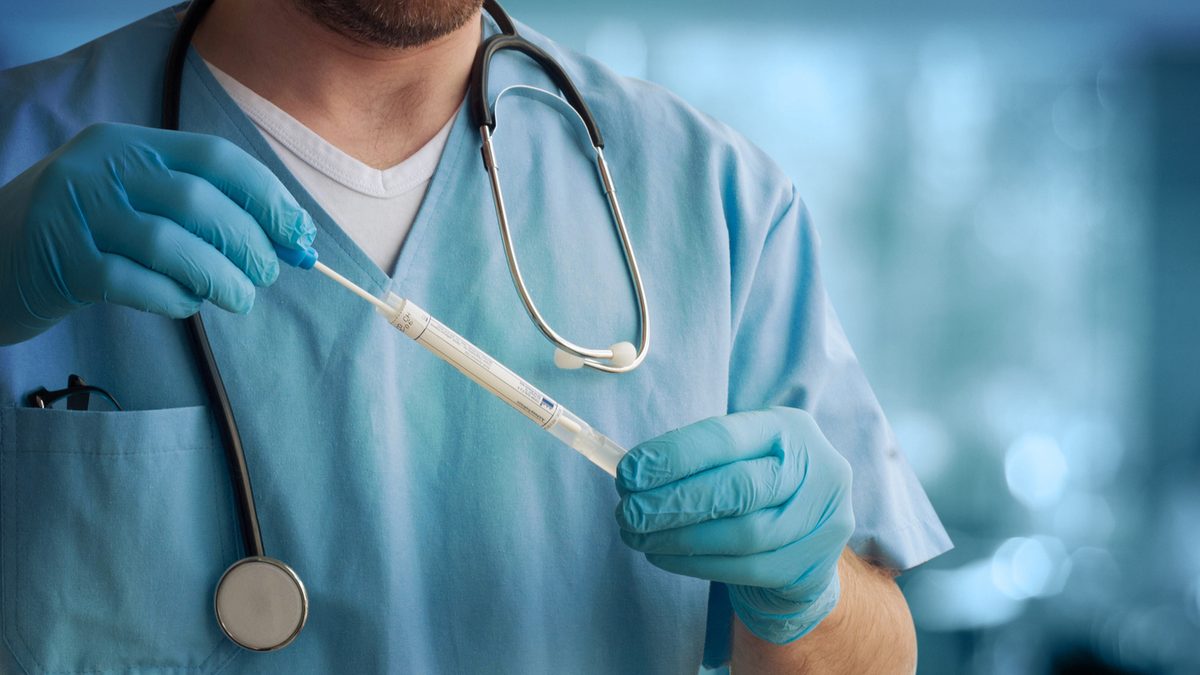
616,407,854,644
0,122,316,345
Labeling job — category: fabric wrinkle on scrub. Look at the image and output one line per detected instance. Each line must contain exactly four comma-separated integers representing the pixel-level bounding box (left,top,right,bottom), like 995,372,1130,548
304,260,632,476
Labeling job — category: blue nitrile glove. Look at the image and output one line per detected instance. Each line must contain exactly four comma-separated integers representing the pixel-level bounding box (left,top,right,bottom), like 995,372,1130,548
616,407,855,644
0,122,317,345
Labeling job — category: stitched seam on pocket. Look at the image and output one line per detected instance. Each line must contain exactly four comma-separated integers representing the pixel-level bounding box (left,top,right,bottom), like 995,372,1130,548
13,446,210,457
9,408,214,457
27,665,225,674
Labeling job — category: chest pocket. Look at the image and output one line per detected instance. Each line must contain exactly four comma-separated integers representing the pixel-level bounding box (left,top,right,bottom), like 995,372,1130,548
0,406,239,674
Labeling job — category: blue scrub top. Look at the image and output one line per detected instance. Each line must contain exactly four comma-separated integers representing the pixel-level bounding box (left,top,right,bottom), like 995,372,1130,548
0,6,950,674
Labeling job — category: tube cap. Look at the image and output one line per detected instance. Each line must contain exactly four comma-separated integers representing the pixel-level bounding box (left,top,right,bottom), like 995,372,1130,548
273,243,319,270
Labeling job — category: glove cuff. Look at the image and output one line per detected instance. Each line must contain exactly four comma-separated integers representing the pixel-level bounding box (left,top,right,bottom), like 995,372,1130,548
727,573,841,645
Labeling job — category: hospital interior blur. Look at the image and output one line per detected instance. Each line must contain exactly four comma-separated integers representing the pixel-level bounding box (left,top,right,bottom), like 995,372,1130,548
2,0,1197,673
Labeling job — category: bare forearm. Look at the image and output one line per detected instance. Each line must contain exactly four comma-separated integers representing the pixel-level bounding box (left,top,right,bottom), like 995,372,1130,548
730,549,917,674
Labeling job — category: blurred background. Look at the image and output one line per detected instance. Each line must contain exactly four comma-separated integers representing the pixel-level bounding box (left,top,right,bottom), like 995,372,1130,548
3,0,1198,673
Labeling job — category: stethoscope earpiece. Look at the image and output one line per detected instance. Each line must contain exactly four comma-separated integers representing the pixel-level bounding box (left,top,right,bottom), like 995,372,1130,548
608,342,636,368
554,342,637,371
214,557,308,652
473,0,650,375
553,348,585,370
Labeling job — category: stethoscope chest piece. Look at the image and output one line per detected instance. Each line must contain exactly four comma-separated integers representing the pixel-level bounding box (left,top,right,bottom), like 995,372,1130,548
214,557,308,651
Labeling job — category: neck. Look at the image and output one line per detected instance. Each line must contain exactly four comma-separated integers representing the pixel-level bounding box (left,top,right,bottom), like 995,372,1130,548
193,0,480,169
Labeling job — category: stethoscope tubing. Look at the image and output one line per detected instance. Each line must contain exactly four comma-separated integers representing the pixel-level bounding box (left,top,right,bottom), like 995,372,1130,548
469,0,651,372
161,0,265,560
164,1,311,652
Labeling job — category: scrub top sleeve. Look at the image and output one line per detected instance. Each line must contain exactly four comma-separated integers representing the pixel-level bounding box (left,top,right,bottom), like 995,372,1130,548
703,186,951,669
727,187,952,572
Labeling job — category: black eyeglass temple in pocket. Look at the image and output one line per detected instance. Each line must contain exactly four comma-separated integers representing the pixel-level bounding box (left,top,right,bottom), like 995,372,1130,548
25,374,123,411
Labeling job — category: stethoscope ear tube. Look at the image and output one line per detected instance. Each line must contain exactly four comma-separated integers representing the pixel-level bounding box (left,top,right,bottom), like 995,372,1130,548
476,128,649,373
469,1,604,149
164,0,264,562
469,1,650,373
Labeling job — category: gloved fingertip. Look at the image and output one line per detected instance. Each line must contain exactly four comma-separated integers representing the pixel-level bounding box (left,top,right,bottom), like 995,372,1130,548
643,553,679,574
293,211,317,248
616,494,655,534
615,453,639,492
231,294,254,315
619,440,671,491
617,527,643,550
613,470,631,497
262,258,280,286
166,296,203,319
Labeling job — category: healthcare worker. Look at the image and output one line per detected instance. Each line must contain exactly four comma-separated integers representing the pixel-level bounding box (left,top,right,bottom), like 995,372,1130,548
0,0,951,673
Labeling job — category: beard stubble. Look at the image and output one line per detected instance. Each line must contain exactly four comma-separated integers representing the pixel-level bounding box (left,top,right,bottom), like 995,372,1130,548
293,0,483,49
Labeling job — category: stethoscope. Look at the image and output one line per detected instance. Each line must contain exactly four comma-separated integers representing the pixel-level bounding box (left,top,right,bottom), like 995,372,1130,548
163,0,649,652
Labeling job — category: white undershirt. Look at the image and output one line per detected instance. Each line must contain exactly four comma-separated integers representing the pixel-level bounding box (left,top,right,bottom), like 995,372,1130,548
206,63,454,272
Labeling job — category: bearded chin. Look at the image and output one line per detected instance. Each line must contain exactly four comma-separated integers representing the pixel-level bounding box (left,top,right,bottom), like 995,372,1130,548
294,0,483,49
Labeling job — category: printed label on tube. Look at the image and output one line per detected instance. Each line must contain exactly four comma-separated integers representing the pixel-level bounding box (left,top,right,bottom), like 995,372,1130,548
388,300,562,429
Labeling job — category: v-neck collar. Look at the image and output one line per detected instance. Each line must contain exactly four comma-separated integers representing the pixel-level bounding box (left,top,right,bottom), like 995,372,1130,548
176,17,502,295
205,61,455,199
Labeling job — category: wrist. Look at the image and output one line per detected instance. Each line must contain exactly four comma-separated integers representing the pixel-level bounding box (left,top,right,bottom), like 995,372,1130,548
728,566,841,645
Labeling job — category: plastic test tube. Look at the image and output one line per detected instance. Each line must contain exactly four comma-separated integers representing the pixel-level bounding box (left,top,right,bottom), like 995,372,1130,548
311,261,628,476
